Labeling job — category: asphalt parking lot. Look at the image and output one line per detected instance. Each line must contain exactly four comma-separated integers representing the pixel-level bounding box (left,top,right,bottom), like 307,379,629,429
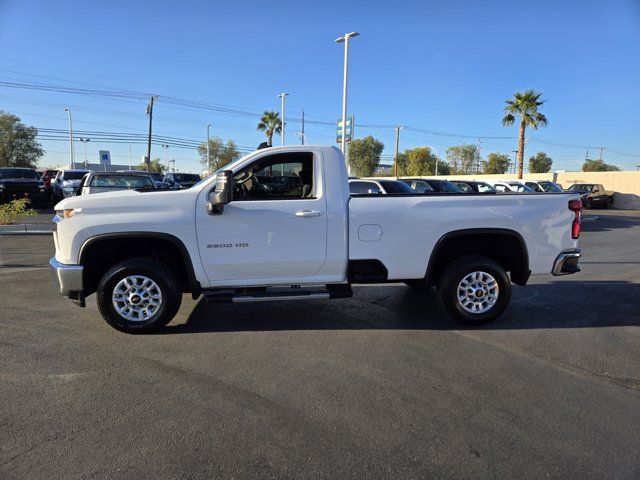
1,211,639,479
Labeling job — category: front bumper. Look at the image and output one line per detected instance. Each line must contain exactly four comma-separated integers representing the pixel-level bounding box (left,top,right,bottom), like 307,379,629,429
552,249,582,276
49,257,84,296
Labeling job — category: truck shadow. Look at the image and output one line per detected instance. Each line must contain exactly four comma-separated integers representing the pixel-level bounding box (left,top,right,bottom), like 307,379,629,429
159,280,639,334
581,213,638,233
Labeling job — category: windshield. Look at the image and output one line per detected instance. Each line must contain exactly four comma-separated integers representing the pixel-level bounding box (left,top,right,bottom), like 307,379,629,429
507,182,534,192
568,184,591,191
0,168,39,180
433,180,461,193
174,174,201,183
539,181,563,192
378,180,415,194
64,171,89,180
90,175,154,188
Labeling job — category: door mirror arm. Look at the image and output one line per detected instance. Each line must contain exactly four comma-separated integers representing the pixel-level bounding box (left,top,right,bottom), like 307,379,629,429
207,170,233,215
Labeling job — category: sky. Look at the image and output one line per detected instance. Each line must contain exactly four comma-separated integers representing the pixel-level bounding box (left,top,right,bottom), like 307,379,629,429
1,0,639,172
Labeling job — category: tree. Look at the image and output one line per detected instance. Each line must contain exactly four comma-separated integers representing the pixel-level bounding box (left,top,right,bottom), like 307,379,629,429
348,136,384,177
0,111,44,168
198,137,240,172
582,159,620,172
446,144,480,174
137,158,166,174
529,152,553,173
257,111,282,146
502,90,548,179
402,146,449,176
482,153,511,174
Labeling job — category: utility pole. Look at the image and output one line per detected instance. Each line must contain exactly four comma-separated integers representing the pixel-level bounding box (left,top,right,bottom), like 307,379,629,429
206,123,212,172
128,144,132,170
145,95,158,172
512,150,518,174
64,108,75,169
585,148,589,161
393,126,403,177
277,92,289,146
599,147,605,161
301,109,305,145
477,138,482,173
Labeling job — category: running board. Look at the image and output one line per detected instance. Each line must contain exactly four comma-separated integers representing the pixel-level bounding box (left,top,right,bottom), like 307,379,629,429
204,285,352,304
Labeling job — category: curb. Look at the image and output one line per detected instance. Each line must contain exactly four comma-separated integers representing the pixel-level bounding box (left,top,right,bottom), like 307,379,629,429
0,224,53,235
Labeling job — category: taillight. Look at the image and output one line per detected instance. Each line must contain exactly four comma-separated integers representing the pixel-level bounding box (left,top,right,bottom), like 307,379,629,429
569,199,582,239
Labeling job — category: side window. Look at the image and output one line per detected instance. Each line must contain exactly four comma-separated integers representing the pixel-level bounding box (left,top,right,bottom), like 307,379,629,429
477,183,493,193
455,183,472,193
349,181,380,194
414,181,434,193
233,152,314,201
494,184,507,192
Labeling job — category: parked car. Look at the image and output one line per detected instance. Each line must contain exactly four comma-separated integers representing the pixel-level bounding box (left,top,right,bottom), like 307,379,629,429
488,181,535,193
77,172,159,196
51,145,583,333
399,178,461,193
451,180,497,193
0,167,49,207
349,179,415,194
565,183,614,209
163,172,201,189
40,168,59,200
524,180,564,193
51,169,91,202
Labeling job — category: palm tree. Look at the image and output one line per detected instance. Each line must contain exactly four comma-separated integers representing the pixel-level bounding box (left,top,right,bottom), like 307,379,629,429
502,90,548,179
257,111,282,147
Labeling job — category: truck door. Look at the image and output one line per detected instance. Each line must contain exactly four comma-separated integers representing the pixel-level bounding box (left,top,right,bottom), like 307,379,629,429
195,151,328,284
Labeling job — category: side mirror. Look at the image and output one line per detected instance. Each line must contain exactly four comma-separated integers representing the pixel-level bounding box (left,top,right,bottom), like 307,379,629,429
207,170,233,215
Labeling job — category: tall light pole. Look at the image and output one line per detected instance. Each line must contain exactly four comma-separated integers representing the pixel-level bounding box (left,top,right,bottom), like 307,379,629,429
78,138,90,168
161,144,170,172
64,107,75,169
206,123,212,172
335,31,360,171
424,145,439,176
277,93,289,146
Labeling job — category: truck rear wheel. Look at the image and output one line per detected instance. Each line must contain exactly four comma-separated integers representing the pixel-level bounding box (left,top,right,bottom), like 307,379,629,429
96,258,182,334
438,256,511,325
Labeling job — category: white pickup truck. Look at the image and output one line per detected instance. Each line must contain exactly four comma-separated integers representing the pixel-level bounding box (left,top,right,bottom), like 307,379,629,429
50,145,583,333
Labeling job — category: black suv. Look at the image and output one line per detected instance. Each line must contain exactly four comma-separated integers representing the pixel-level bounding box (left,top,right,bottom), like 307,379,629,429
0,167,49,207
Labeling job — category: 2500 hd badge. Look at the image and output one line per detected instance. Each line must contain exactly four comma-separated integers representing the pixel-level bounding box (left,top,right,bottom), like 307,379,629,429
207,242,249,248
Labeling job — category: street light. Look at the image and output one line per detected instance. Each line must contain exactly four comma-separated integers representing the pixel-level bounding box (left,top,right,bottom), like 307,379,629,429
335,31,360,171
423,145,439,176
277,93,289,146
161,144,170,172
78,138,90,168
206,123,212,172
64,107,75,169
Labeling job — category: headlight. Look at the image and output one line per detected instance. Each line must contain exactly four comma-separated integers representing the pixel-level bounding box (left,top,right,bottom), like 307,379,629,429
39,185,45,191
55,209,76,219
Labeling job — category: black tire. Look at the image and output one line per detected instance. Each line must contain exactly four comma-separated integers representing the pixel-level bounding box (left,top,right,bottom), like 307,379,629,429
97,258,182,334
438,256,511,325
606,197,613,209
585,198,593,209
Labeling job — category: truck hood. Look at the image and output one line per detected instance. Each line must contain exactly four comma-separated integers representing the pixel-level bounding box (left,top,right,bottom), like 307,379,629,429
54,188,193,211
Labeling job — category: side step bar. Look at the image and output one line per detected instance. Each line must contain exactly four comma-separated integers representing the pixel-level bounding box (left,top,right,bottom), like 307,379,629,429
205,285,352,304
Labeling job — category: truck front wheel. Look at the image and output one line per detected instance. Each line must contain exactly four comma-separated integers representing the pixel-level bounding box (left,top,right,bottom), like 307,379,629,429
438,256,511,325
96,258,182,334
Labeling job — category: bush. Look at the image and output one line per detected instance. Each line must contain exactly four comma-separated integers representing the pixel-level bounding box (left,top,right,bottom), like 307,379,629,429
0,198,38,225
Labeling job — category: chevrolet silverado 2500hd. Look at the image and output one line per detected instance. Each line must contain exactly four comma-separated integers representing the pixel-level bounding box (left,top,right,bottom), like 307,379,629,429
50,145,583,333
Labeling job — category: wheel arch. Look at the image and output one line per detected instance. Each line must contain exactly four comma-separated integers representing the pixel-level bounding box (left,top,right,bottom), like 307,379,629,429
425,228,530,286
78,232,201,297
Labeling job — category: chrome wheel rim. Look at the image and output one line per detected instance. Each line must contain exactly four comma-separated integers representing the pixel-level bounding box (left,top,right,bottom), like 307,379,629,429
456,271,499,314
112,275,162,322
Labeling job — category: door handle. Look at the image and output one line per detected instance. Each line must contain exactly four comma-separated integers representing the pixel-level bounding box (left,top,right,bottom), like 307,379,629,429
295,210,323,217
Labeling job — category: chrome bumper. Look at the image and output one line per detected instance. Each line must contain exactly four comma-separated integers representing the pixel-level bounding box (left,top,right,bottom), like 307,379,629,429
49,257,84,296
552,249,582,276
